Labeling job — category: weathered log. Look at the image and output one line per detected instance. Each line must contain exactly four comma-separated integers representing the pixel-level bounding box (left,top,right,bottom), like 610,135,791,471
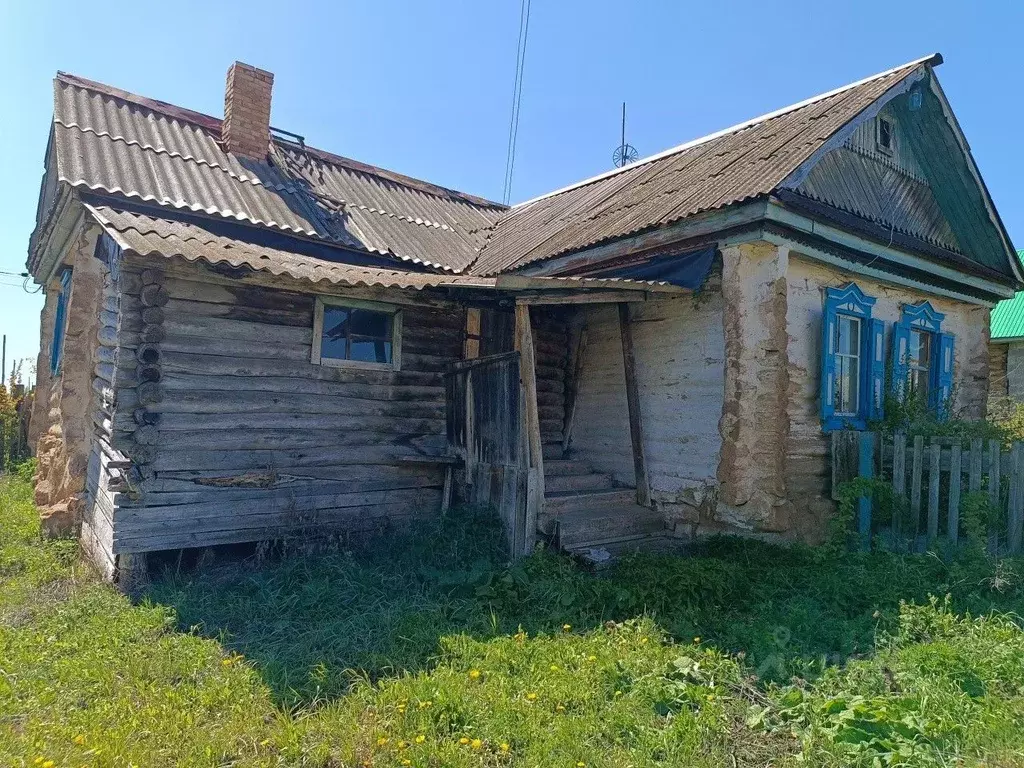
136,345,160,365
140,284,169,307
139,325,166,344
137,365,161,383
136,382,162,405
133,425,160,446
140,268,163,286
141,307,164,325
133,408,160,427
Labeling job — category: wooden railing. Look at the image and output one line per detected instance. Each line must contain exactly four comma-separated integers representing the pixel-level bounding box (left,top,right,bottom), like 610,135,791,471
832,430,1024,554
445,352,529,554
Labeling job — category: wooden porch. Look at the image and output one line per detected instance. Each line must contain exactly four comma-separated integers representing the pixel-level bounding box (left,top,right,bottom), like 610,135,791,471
446,298,673,560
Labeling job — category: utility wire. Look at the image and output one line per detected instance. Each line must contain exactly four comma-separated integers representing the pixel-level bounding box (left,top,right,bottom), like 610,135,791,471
501,0,531,205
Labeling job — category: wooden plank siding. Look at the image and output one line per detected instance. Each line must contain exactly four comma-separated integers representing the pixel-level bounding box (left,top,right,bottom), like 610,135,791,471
106,258,469,554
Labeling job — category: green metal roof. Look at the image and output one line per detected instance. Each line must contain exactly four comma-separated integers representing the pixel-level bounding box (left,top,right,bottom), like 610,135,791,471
991,250,1024,340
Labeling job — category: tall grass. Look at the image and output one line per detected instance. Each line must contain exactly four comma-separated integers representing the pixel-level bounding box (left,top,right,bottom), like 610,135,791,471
3,472,1024,766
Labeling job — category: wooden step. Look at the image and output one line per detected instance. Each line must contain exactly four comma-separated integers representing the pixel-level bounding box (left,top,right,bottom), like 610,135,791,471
544,472,615,494
544,488,636,514
543,459,592,477
542,441,565,461
545,503,666,550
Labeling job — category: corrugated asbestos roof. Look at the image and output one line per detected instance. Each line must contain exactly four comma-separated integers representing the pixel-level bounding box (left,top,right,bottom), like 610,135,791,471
86,204,684,294
991,252,1024,339
470,58,934,275
44,73,505,273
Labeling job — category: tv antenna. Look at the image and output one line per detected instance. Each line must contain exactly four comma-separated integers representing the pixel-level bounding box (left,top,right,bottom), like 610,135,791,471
612,102,638,168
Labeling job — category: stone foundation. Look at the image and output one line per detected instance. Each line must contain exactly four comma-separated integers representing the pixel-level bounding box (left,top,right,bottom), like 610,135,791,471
32,226,104,536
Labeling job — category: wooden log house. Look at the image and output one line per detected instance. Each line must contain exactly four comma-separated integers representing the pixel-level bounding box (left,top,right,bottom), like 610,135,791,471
25,56,1022,583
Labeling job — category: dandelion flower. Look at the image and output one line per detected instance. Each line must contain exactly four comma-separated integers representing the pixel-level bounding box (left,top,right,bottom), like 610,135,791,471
469,669,481,680
397,740,407,750
459,737,470,745
526,692,538,701
377,737,389,747
693,637,701,644
73,734,86,745
577,762,587,767
562,624,572,632
43,762,54,768
471,739,482,750
500,742,510,752
415,734,426,744
549,664,559,671
587,655,597,662
401,761,411,767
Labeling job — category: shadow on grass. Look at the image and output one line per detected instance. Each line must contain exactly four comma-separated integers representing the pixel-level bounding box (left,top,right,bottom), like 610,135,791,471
146,506,1024,708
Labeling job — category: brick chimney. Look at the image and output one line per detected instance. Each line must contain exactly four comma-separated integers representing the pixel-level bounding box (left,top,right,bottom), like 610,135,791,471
223,62,274,160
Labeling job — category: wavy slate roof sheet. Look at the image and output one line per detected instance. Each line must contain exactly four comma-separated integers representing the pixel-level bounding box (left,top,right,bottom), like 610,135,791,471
45,73,505,272
991,252,1024,340
470,58,935,275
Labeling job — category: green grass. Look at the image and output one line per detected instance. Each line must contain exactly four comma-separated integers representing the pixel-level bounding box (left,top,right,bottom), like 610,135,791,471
3,469,1024,766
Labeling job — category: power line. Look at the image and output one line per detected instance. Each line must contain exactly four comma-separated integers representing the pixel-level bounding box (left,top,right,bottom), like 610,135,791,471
501,0,531,205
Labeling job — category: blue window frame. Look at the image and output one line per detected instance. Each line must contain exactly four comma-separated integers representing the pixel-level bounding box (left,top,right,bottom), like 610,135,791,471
890,301,955,418
821,283,885,431
50,267,73,376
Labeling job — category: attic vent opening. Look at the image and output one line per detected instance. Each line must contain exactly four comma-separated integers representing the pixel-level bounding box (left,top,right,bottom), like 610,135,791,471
876,115,895,156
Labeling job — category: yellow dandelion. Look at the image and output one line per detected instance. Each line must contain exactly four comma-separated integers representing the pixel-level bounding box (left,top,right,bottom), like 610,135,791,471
397,740,407,750
693,636,701,644
471,738,482,750
587,655,597,662
469,669,481,680
577,762,587,767
401,761,411,767
415,734,425,744
549,664,560,671
43,762,54,768
221,658,232,666
500,742,510,752
640,637,649,644
562,624,572,632
73,734,86,745
377,737,389,747
459,737,470,745
33,759,43,766
526,692,538,701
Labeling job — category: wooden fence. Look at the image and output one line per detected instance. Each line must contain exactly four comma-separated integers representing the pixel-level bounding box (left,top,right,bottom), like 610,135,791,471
445,352,530,555
832,430,1024,554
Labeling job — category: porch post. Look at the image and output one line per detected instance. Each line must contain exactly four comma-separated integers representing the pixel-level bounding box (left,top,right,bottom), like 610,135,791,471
515,302,544,553
618,303,651,507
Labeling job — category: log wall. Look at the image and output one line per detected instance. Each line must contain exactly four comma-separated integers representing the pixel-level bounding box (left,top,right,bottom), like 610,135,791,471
106,258,467,554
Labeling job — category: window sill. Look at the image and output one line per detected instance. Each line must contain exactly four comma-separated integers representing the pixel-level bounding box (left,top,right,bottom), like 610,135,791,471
822,416,868,433
316,357,397,372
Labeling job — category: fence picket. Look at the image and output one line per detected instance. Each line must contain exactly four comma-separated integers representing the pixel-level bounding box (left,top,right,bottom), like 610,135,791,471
892,433,906,537
910,435,924,536
927,442,941,543
969,438,982,493
1012,442,1024,554
989,439,1002,554
857,432,874,551
948,443,962,544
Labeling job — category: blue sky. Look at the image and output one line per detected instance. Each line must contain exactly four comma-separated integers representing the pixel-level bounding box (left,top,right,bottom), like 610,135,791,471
1,0,1022,383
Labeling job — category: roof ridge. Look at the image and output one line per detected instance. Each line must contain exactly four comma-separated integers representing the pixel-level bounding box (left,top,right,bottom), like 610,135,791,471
512,53,942,210
56,71,506,212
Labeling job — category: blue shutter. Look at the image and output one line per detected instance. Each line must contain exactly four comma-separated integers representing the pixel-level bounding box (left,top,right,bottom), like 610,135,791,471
890,322,910,402
868,318,886,420
934,332,955,419
820,305,837,425
49,269,72,376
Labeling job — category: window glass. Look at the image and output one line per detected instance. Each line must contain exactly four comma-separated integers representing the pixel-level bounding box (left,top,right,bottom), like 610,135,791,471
833,315,861,416
908,329,931,398
320,304,394,365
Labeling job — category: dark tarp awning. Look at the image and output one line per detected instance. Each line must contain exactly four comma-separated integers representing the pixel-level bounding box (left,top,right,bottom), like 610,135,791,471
590,246,717,290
